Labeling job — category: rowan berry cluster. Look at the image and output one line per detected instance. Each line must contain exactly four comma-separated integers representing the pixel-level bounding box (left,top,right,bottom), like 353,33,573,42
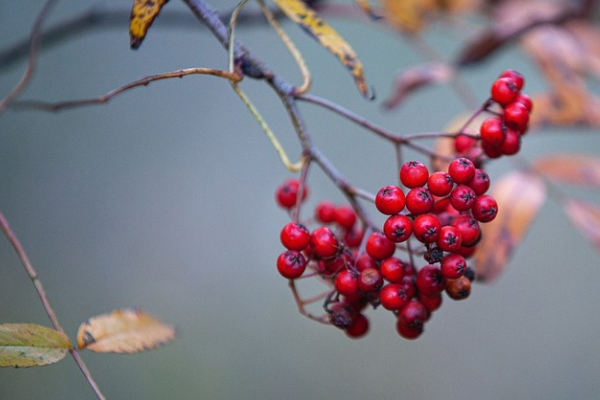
274,70,531,340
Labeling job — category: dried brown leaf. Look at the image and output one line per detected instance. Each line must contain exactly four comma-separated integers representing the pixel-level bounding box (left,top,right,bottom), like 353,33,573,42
564,199,600,254
534,154,600,187
475,171,546,283
77,308,176,353
384,63,454,110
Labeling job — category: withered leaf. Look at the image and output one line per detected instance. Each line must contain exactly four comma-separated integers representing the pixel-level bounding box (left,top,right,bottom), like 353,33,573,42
0,324,71,368
77,308,176,353
129,0,170,49
564,199,600,255
534,154,600,187
384,63,454,110
474,171,546,283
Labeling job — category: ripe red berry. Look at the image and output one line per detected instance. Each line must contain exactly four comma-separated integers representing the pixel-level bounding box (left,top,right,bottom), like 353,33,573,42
334,205,357,230
449,185,477,211
499,69,524,90
355,253,379,272
396,317,423,340
315,201,336,223
309,226,341,259
380,283,411,310
344,227,363,248
275,179,308,209
406,187,434,214
383,214,413,243
440,253,467,279
503,102,529,130
416,265,446,296
413,214,442,243
418,293,442,313
451,215,481,246
277,250,308,279
280,222,310,251
380,257,406,283
481,139,503,159
500,127,521,155
445,276,472,300
491,77,519,106
515,92,533,112
345,313,369,338
366,231,396,260
335,270,359,296
398,300,427,333
472,194,499,222
453,244,477,259
427,171,454,196
400,161,429,188
454,134,476,154
480,117,506,146
468,169,490,195
357,267,383,293
436,225,463,252
448,157,476,184
375,185,406,215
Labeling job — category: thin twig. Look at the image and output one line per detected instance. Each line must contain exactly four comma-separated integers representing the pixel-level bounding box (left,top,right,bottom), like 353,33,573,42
289,280,331,324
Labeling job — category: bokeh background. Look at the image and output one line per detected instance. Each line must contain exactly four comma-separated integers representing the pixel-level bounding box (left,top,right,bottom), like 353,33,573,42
1,1,600,399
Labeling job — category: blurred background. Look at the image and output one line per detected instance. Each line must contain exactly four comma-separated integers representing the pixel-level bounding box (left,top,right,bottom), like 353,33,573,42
1,0,600,399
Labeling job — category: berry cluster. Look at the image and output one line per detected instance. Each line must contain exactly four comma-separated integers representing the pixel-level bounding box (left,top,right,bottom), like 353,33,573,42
274,70,531,340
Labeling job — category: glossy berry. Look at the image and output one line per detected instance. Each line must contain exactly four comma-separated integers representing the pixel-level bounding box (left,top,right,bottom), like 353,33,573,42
480,117,506,146
427,171,454,197
445,276,472,300
345,313,369,338
499,69,524,91
396,317,423,340
436,225,463,252
481,139,503,159
453,244,477,259
448,157,476,184
503,102,529,130
315,201,336,223
454,134,476,154
375,185,406,215
277,250,308,279
355,253,379,272
416,265,446,296
366,231,396,260
357,267,383,293
418,293,442,313
275,179,308,209
383,214,413,243
398,300,427,332
413,214,442,243
440,253,467,279
344,227,363,248
335,270,359,296
451,215,481,246
380,257,406,283
468,169,490,195
515,93,533,112
406,187,434,214
309,226,340,259
280,222,310,251
334,205,357,230
400,161,429,188
500,127,521,155
491,77,519,106
449,185,477,211
472,194,498,222
380,283,411,310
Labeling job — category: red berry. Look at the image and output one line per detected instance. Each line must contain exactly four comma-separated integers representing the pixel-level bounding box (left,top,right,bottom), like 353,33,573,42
413,214,442,243
449,185,477,211
309,226,341,259
275,179,308,209
383,214,413,243
436,225,463,252
440,253,467,279
468,169,490,195
481,139,503,159
334,205,357,230
375,185,406,215
345,313,369,338
357,267,383,293
344,227,364,248
355,253,379,272
366,231,396,260
451,215,481,246
329,302,356,329
480,117,506,146
491,77,519,106
418,293,442,313
448,157,476,184
453,244,477,259
427,171,454,197
398,300,427,333
335,270,359,296
503,102,529,130
416,265,446,296
499,69,524,91
406,187,434,214
472,194,499,222
500,127,521,155
515,93,533,112
400,161,429,188
380,257,406,283
380,283,411,310
454,134,476,154
396,317,423,340
280,222,310,251
445,276,472,300
315,201,336,223
277,250,308,279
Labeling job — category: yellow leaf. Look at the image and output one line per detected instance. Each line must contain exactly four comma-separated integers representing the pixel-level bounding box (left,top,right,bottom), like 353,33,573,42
77,308,176,353
474,172,546,283
564,199,600,254
354,0,382,20
129,0,170,49
534,154,600,187
0,324,71,368
380,0,439,33
273,0,369,97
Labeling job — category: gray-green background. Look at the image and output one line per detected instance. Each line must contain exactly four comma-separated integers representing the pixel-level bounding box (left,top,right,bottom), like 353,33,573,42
1,1,600,399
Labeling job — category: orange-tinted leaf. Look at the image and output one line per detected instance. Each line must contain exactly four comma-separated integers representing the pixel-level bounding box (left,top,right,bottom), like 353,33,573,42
384,63,453,109
564,199,600,254
77,308,176,353
534,154,600,187
273,0,369,97
0,324,71,368
129,0,170,49
380,0,436,33
354,0,382,20
475,171,546,283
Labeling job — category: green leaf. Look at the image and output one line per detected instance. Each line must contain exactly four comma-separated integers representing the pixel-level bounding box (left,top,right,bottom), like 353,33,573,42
0,324,71,368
